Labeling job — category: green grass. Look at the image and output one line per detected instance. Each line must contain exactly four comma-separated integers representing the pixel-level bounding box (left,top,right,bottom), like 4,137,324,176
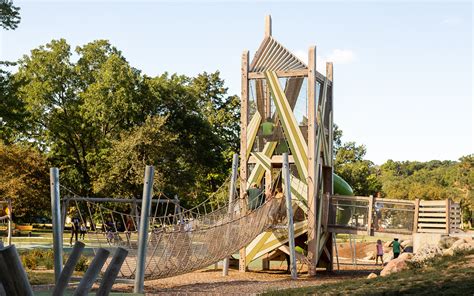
262,250,474,296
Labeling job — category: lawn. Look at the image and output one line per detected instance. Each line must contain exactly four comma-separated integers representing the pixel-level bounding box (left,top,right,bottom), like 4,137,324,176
262,250,474,295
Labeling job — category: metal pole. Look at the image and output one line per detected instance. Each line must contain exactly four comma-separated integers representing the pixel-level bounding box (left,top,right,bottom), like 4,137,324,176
133,165,154,294
223,153,239,276
52,241,85,296
283,153,297,279
73,248,110,296
7,200,12,246
0,245,34,296
96,247,129,296
50,167,63,283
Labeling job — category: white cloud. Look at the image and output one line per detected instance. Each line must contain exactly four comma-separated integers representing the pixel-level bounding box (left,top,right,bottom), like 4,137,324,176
441,17,462,26
327,49,355,64
294,48,356,73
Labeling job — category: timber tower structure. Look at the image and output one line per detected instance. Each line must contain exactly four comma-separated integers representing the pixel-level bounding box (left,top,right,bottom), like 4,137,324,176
239,15,335,275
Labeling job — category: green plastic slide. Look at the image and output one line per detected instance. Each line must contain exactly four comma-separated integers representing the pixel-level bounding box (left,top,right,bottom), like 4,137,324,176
333,173,354,225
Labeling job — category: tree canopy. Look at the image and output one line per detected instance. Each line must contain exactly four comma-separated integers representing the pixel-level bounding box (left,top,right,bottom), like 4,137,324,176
0,0,20,30
0,36,471,226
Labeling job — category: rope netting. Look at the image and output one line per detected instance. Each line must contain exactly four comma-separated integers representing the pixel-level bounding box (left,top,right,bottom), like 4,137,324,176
60,174,287,280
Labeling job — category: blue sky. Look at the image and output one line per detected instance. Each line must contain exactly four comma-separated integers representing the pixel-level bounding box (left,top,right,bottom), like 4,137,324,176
1,1,472,164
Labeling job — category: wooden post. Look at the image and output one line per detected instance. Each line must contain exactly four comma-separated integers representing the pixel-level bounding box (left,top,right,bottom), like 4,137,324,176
239,50,249,273
96,247,129,296
283,153,297,279
73,248,110,296
223,154,239,276
0,245,34,296
6,199,12,246
134,165,154,294
52,241,85,296
445,198,451,234
265,15,272,37
50,167,63,283
307,45,318,276
413,198,420,233
367,195,374,236
324,62,334,271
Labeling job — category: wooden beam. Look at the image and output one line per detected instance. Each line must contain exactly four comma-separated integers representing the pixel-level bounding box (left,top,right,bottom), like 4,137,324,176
239,50,249,273
445,198,451,234
249,69,308,79
265,15,272,37
367,195,374,236
249,70,330,86
307,45,318,276
413,198,420,233
256,79,265,118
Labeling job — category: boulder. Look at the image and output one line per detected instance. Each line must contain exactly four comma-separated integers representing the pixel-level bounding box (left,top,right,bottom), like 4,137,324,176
384,241,392,248
383,251,393,263
364,251,375,260
438,236,458,249
451,239,466,250
456,242,473,251
401,240,413,248
380,257,408,277
367,272,378,279
411,244,442,264
443,248,454,256
398,252,413,260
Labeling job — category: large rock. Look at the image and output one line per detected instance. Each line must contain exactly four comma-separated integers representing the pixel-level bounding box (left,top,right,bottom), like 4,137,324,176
443,248,454,256
411,244,442,264
367,272,378,279
364,251,375,260
401,240,413,248
398,252,413,260
383,251,393,263
455,242,473,251
438,236,458,249
380,257,408,277
451,238,466,250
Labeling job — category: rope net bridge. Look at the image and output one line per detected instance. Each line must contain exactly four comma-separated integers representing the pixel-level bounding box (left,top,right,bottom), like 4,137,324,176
60,176,287,280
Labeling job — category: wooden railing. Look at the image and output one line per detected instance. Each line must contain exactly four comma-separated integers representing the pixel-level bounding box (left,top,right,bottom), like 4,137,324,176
328,196,461,236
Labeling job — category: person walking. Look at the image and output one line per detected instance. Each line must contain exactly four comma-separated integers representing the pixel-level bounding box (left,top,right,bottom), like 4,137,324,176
389,238,404,259
70,217,80,246
375,239,384,265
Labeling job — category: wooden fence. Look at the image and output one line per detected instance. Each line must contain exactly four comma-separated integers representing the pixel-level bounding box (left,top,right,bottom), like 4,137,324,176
328,196,462,236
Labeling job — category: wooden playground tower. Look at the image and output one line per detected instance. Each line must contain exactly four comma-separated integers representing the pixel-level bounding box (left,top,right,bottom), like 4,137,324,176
239,15,335,275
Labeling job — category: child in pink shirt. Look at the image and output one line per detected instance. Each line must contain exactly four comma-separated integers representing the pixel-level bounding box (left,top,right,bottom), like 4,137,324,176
376,239,384,265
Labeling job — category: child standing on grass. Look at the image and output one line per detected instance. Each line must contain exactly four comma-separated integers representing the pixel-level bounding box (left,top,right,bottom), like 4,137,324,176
376,239,384,265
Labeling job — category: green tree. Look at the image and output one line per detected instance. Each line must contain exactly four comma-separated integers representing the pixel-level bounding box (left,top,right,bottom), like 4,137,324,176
14,39,150,195
0,141,50,220
0,61,28,143
93,115,178,198
334,138,381,196
12,39,237,205
0,0,20,30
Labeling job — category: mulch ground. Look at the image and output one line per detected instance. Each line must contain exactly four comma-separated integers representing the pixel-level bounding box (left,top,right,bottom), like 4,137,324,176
112,246,383,296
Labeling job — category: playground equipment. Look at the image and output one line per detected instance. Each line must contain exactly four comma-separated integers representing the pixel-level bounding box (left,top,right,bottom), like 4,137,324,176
46,15,462,294
0,240,128,296
0,200,12,246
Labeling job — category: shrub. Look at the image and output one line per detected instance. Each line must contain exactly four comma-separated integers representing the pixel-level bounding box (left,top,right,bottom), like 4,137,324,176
75,256,89,272
21,254,37,270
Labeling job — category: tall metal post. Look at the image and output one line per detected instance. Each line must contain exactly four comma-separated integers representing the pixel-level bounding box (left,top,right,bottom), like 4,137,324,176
283,153,297,279
223,153,239,276
50,167,63,283
134,165,154,294
7,199,12,246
